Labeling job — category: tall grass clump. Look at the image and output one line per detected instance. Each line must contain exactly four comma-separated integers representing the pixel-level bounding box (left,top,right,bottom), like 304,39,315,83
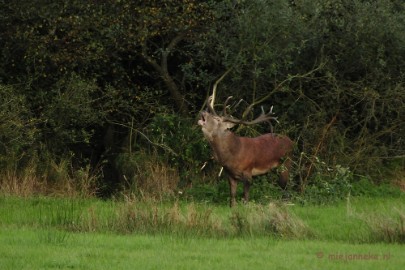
36,198,84,244
37,198,81,229
105,199,225,237
0,153,99,198
76,198,309,239
0,159,41,197
230,203,311,238
344,196,405,244
365,210,405,244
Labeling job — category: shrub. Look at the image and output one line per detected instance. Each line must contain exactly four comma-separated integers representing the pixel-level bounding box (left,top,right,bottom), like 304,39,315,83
351,177,403,198
0,84,36,170
115,151,179,199
145,114,211,184
296,157,354,205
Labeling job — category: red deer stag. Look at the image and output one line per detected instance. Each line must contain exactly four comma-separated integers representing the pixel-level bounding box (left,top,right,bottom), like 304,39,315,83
198,96,293,207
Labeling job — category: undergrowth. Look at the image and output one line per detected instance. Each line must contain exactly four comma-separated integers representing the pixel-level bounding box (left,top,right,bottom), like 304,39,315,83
75,199,312,238
1,195,404,244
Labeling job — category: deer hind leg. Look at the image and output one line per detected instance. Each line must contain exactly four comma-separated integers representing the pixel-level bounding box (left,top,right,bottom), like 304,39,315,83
278,157,291,189
242,180,251,204
228,177,238,207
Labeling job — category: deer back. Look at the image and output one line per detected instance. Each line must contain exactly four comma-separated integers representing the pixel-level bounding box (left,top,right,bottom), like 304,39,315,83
221,133,293,178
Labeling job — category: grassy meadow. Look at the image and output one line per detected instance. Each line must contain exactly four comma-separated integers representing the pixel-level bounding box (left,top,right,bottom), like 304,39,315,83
0,195,404,269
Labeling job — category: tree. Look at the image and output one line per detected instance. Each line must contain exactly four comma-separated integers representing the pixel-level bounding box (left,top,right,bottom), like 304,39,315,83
109,0,216,114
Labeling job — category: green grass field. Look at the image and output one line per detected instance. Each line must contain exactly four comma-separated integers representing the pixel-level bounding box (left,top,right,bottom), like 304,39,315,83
0,196,404,269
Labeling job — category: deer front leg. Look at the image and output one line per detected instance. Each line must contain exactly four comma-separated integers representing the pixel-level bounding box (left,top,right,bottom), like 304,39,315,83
228,177,238,207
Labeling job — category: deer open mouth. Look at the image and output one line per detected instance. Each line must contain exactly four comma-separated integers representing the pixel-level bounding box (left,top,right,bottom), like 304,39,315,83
198,112,206,126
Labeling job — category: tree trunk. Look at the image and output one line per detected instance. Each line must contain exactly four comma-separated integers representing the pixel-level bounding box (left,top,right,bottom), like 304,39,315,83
141,33,189,115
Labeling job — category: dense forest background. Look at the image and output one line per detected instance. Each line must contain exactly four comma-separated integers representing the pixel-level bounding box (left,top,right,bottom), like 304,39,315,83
0,0,404,201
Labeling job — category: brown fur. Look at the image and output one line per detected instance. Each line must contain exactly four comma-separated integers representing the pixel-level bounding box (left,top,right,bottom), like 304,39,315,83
199,111,293,207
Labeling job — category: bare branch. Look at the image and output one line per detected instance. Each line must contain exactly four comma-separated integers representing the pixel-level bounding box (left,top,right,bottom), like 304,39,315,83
241,62,326,119
110,121,178,156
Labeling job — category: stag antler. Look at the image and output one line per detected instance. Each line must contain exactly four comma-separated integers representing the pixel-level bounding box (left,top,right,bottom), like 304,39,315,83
206,68,278,128
222,105,279,126
222,96,234,115
208,68,233,113
207,96,217,115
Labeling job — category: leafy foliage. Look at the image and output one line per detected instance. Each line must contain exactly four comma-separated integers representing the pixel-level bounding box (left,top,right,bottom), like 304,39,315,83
0,0,403,199
0,84,36,162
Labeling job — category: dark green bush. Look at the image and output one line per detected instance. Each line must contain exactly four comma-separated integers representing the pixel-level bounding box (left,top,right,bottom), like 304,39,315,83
0,84,36,169
351,177,403,198
145,114,211,184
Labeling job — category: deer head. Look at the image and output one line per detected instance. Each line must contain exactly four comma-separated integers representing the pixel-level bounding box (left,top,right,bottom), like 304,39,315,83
198,95,278,142
198,97,236,142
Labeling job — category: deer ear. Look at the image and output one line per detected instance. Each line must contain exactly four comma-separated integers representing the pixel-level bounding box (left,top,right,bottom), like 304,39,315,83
224,121,236,129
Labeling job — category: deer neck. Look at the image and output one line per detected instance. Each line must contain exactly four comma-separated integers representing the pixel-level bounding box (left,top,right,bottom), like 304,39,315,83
209,131,240,164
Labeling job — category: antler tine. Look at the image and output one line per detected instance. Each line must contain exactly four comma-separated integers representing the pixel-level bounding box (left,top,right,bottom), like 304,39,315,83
256,105,279,124
223,105,279,125
234,99,244,109
256,110,278,124
207,96,218,115
222,96,233,116
208,68,232,115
